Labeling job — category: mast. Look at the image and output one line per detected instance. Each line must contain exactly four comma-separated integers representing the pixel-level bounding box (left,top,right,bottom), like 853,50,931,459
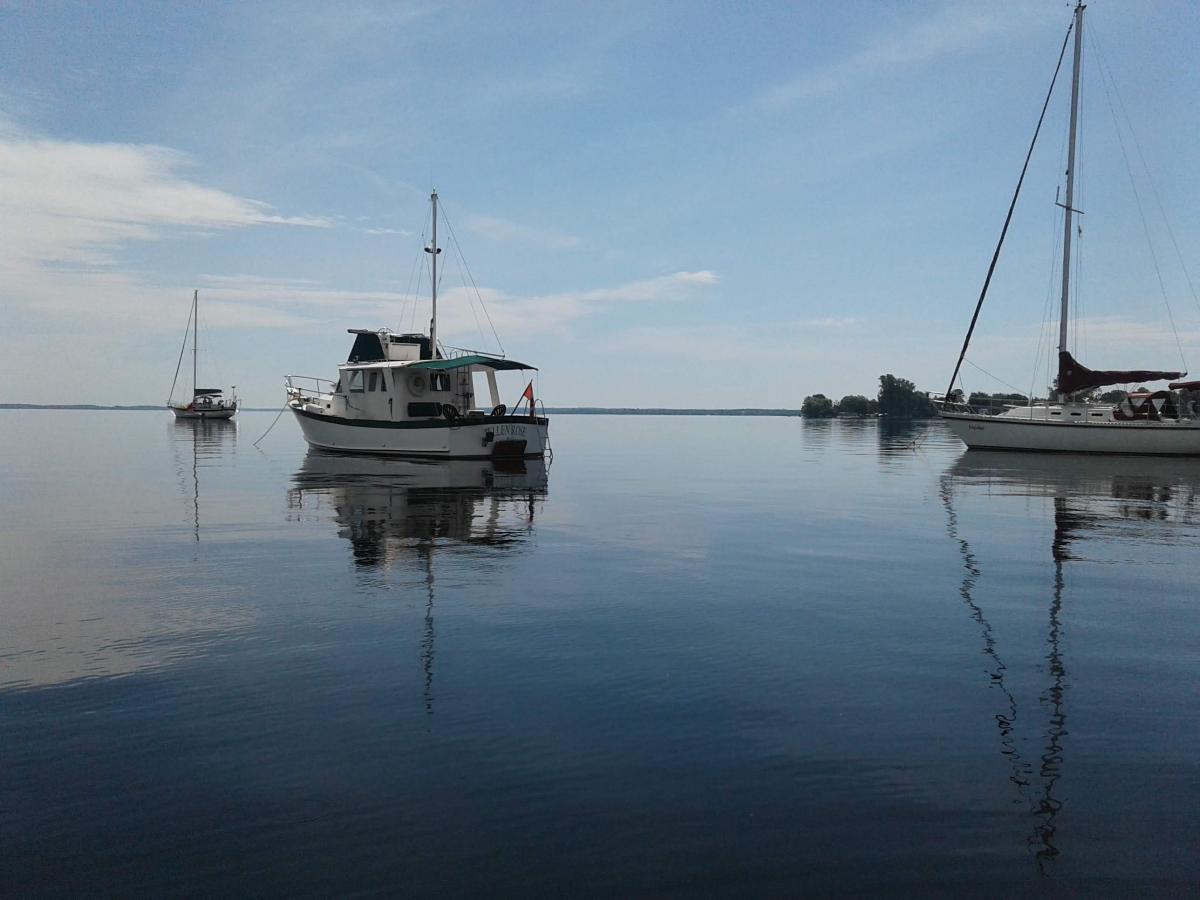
425,191,442,355
192,289,198,395
1057,3,1085,366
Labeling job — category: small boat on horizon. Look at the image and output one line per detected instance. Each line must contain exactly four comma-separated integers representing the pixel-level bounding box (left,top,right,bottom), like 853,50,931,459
285,192,549,459
168,290,239,420
934,2,1200,456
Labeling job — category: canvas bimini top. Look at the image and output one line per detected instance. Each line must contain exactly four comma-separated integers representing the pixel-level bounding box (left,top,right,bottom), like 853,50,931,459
407,355,535,372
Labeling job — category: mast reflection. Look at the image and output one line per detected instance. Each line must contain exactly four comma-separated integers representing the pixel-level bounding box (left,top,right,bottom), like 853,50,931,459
941,452,1200,873
171,418,238,543
288,451,549,713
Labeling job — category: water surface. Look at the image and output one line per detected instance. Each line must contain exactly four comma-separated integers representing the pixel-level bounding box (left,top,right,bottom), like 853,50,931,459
3,412,1198,896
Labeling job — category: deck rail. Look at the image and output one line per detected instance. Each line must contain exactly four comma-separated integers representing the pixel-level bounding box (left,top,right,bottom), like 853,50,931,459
285,375,337,405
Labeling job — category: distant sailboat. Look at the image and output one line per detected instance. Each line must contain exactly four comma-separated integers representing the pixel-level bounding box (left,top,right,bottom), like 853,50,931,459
934,2,1200,455
168,290,239,420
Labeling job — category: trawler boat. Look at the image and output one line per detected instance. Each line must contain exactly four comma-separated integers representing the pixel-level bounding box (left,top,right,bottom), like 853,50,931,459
934,3,1200,456
168,290,239,420
286,193,549,459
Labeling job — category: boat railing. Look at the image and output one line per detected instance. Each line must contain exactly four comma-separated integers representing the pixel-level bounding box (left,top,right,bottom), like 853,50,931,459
440,343,505,360
285,375,337,405
930,394,1034,416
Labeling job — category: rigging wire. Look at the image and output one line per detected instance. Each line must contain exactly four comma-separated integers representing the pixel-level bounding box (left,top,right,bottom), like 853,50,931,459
1090,23,1200,320
965,359,1032,398
1031,200,1065,401
168,297,194,404
1072,67,1086,362
437,202,505,356
944,18,1074,400
1087,27,1188,372
398,219,427,334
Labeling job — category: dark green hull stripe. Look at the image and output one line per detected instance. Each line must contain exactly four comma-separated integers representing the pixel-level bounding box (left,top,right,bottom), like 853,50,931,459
292,406,547,430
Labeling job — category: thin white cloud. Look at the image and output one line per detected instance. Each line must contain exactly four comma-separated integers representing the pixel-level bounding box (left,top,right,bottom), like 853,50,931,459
465,214,582,250
0,134,330,269
189,269,719,339
746,2,1050,112
363,227,412,236
0,126,333,330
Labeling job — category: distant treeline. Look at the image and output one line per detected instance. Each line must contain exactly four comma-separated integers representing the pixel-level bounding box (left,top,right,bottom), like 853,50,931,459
802,374,938,419
0,404,283,411
0,403,164,410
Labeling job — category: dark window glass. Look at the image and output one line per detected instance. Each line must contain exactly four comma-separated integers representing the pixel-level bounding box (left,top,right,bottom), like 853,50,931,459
348,371,365,393
347,333,385,363
368,371,379,392
407,402,442,418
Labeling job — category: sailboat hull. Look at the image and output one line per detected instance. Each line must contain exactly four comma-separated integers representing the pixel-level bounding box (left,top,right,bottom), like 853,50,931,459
290,403,548,458
940,410,1200,456
171,404,237,420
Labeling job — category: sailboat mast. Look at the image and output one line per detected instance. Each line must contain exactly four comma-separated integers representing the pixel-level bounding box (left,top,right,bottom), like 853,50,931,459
192,289,198,395
427,191,439,354
1057,2,1085,358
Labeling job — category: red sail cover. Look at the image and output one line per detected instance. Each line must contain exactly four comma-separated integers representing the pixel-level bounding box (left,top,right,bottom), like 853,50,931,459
1057,351,1183,395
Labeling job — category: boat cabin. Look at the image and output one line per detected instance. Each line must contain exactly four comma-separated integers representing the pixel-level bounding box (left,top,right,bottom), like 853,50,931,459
292,329,536,423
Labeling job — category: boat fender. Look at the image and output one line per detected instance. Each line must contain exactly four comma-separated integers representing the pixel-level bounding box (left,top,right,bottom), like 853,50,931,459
490,404,506,417
409,373,427,395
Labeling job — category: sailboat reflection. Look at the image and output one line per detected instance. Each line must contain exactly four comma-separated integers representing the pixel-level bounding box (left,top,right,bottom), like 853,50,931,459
941,453,1199,872
288,451,549,712
171,418,238,542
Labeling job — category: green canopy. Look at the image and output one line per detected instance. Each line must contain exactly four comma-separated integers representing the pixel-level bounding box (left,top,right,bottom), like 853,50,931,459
408,355,536,372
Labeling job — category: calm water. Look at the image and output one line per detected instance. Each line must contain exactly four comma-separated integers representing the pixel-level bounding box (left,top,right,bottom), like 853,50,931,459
2,411,1198,896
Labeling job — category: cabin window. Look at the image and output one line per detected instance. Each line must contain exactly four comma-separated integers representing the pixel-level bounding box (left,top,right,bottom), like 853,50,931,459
1091,412,1104,417
431,372,451,392
368,371,379,392
1050,411,1061,416
408,402,442,418
347,333,386,363
347,371,365,393
378,372,387,392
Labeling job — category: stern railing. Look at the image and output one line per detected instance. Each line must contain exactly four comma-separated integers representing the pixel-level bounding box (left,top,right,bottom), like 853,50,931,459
285,375,337,405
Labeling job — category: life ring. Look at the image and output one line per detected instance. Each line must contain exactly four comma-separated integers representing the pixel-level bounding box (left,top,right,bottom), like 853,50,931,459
408,373,427,396
490,404,506,417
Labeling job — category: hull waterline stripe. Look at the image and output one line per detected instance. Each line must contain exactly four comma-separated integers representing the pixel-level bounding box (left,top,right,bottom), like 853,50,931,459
291,405,547,430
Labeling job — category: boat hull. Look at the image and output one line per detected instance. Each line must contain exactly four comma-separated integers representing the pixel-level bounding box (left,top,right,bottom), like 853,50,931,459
171,405,237,420
290,403,548,458
940,411,1200,456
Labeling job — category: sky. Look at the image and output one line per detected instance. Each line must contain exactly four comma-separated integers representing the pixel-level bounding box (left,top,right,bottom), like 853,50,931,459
2,0,1198,407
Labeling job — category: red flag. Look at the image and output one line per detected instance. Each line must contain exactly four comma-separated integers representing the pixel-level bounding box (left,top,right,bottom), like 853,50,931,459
521,381,535,417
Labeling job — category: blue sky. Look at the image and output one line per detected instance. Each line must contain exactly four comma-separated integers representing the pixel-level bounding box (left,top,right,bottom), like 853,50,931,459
2,1,1198,406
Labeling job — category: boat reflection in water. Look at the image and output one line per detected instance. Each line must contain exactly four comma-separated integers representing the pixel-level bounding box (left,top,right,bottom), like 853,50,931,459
289,451,548,566
288,451,548,712
940,452,1199,873
171,417,238,542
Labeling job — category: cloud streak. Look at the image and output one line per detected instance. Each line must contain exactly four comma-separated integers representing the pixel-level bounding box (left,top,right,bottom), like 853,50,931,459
746,2,1050,112
465,214,582,250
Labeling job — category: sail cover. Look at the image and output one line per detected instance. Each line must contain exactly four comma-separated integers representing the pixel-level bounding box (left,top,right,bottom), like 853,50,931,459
1057,351,1183,395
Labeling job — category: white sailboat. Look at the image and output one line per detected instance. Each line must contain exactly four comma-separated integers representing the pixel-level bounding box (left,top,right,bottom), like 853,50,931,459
935,2,1200,456
286,192,549,459
168,290,239,420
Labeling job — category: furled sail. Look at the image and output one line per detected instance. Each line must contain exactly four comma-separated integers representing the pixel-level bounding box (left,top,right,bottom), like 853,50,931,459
1057,351,1183,395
